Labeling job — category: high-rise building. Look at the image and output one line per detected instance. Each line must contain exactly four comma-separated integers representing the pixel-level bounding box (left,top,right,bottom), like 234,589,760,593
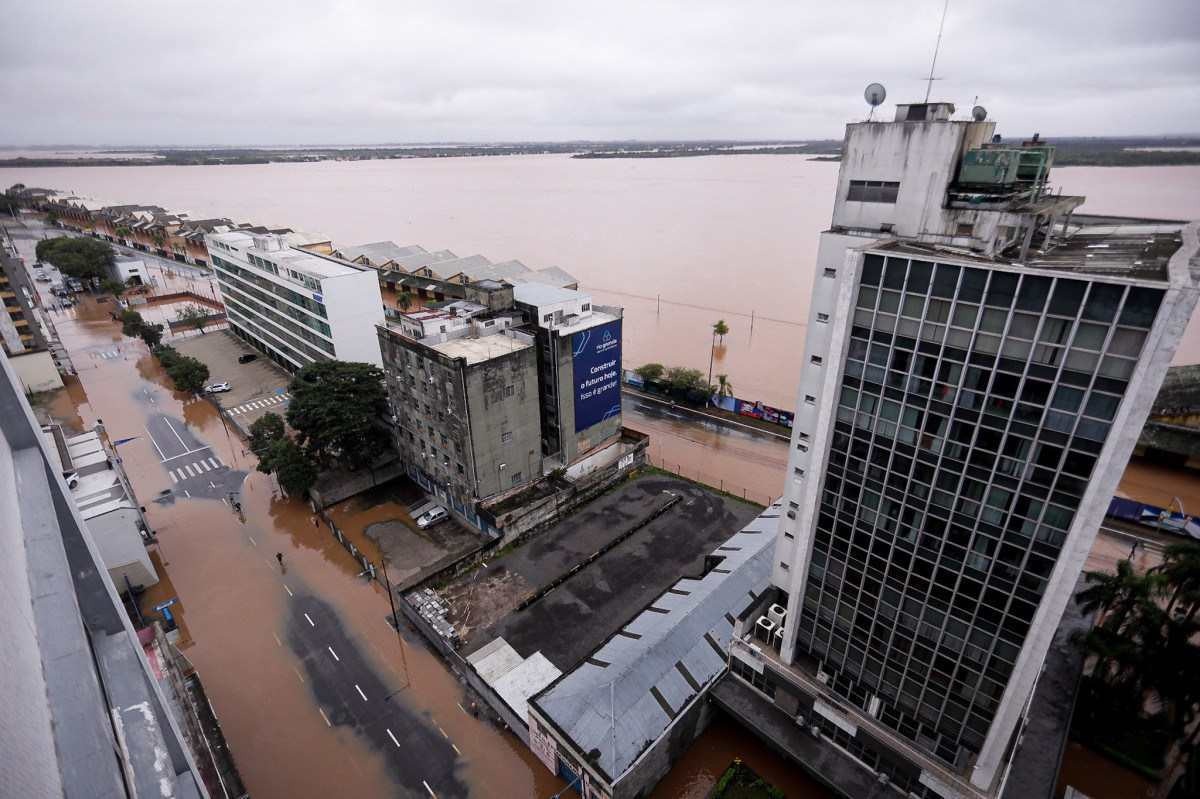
728,101,1200,798
207,231,385,370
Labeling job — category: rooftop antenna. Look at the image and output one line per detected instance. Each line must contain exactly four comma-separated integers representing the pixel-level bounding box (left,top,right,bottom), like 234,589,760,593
924,0,951,103
864,82,887,121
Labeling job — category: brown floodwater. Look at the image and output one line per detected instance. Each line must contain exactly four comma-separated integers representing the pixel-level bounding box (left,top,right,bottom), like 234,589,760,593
4,158,1197,408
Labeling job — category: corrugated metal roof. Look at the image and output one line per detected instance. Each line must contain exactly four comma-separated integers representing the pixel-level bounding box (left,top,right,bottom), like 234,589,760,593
530,505,779,783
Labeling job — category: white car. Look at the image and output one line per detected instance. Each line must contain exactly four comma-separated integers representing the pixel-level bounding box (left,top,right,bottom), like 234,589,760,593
204,382,231,393
416,506,448,529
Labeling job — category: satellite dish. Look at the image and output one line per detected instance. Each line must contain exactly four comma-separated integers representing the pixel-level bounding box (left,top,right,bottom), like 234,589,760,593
972,105,987,122
864,83,887,107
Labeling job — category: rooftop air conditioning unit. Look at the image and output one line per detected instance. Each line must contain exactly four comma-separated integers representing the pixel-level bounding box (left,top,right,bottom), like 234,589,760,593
755,616,775,644
768,604,787,627
794,714,806,727
809,725,821,739
817,670,830,685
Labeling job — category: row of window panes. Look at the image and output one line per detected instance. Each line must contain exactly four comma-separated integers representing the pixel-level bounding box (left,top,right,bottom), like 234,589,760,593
224,305,317,366
213,255,327,319
216,267,333,337
220,283,335,355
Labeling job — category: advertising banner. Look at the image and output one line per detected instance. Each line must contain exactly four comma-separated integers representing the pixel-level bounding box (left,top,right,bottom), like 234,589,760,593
572,319,622,433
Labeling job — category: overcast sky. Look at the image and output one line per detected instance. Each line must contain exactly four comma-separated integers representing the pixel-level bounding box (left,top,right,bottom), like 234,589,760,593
2,0,1197,146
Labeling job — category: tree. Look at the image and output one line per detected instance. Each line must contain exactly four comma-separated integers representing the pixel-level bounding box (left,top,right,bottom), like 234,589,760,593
175,304,210,333
708,318,730,391
249,412,287,469
120,309,145,337
712,319,729,345
165,356,209,394
665,366,709,395
1157,542,1200,622
34,237,114,280
101,278,126,298
635,363,664,382
286,360,390,470
398,290,413,312
716,374,734,398
268,439,318,497
138,323,164,349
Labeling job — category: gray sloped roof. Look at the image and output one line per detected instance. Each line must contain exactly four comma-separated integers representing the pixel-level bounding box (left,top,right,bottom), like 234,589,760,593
512,266,579,289
425,254,491,280
334,241,426,265
530,505,778,783
392,249,458,272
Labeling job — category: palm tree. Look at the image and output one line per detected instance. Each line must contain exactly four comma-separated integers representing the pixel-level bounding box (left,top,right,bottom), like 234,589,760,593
707,319,731,395
1156,542,1200,621
398,290,413,312
1077,559,1158,633
716,374,733,398
713,319,729,345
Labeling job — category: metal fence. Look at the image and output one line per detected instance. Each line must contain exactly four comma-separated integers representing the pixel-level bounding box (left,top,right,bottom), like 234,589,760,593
644,454,775,507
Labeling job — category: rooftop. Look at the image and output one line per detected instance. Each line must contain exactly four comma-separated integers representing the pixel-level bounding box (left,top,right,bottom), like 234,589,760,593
531,501,778,784
429,331,532,364
209,230,361,280
334,241,426,265
873,216,1193,284
512,281,584,307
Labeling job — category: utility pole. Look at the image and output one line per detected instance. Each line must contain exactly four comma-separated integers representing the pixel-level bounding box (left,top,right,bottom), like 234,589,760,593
380,555,411,691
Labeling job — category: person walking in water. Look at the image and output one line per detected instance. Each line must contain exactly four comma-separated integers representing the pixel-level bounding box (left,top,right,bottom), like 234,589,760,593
276,552,284,567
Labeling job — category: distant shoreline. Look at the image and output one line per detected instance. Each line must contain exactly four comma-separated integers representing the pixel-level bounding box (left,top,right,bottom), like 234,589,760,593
2,137,1199,168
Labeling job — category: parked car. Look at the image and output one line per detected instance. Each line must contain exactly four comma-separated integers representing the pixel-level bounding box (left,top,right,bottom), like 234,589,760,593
416,506,448,529
237,353,258,364
204,382,232,393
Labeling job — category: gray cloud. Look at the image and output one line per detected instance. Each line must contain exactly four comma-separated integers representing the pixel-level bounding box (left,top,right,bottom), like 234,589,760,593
1,0,1197,145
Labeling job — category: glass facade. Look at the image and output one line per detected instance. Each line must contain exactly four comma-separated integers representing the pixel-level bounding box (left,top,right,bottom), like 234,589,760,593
795,252,1162,767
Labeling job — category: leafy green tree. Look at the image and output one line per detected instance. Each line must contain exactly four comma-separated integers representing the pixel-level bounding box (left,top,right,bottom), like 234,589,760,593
165,356,210,394
175,304,210,333
398,290,413,312
101,278,126,298
153,345,180,368
138,323,164,349
249,412,287,470
635,363,665,381
34,237,114,280
120,309,145,337
665,366,708,394
268,439,318,497
286,360,390,470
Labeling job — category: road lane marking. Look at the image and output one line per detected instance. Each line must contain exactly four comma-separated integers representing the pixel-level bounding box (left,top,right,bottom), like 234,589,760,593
319,708,331,727
387,728,400,747
209,481,215,488
293,666,305,684
328,646,340,662
161,445,211,462
248,535,257,546
168,471,178,484
164,418,188,450
283,585,293,597
456,703,466,714
272,632,281,647
146,427,167,460
183,465,195,477
423,780,436,797
355,684,367,702
207,457,219,469
183,489,191,498
437,726,448,739
452,744,461,755
304,613,314,627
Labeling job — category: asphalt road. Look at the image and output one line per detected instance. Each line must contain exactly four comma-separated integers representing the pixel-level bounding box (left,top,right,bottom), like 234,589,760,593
286,588,468,798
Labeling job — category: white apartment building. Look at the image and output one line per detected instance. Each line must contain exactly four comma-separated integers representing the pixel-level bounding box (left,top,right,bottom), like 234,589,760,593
207,231,385,369
728,101,1200,799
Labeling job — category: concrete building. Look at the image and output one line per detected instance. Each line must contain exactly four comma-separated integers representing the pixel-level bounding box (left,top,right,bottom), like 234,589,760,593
378,282,624,527
1,251,44,354
513,283,623,466
0,351,208,797
728,101,1200,799
113,254,147,285
208,230,385,370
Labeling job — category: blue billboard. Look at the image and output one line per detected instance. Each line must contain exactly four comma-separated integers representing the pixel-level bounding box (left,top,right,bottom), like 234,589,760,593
572,319,622,433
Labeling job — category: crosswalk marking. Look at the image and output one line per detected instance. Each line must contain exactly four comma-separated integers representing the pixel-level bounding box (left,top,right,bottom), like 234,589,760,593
206,457,219,469
169,471,178,484
184,464,196,477
229,392,291,415
168,454,225,484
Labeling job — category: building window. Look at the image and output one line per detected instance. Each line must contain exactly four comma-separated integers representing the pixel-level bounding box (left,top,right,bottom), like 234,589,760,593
511,471,522,485
847,180,900,203
543,313,552,322
817,313,830,323
780,561,790,571
784,531,795,539
505,385,515,398
956,222,974,237
811,355,823,365
823,268,837,278
798,442,809,453
794,467,805,478
804,395,816,405
582,303,591,311
501,431,513,443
